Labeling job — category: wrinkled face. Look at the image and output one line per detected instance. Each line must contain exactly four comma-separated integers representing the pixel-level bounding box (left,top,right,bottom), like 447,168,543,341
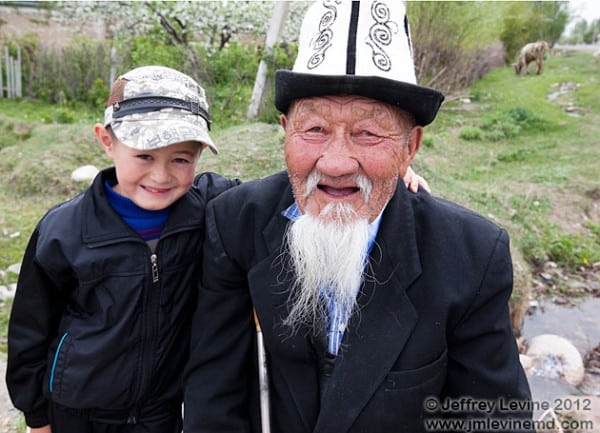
96,125,203,211
282,95,422,222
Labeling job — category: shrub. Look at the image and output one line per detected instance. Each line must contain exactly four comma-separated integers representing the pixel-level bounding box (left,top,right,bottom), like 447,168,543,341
421,135,435,148
122,36,192,74
497,148,531,162
16,35,112,107
54,108,76,124
477,107,549,141
87,78,109,109
459,126,483,141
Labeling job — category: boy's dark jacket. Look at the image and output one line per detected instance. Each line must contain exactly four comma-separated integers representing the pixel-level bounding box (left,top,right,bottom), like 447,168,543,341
6,167,239,428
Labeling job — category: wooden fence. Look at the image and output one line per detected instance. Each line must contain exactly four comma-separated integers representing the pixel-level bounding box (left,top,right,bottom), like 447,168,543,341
0,46,22,98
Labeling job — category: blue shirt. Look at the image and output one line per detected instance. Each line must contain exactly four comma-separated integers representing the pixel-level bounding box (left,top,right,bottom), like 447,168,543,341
104,180,170,241
282,203,383,355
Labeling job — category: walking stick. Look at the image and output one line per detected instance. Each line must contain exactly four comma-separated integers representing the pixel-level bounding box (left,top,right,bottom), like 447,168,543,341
253,309,271,433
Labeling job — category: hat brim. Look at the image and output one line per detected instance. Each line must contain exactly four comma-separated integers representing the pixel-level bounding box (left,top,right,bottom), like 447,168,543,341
275,71,445,127
111,115,218,155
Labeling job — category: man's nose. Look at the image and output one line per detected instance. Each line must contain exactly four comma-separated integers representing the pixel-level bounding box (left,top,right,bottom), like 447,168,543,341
315,135,359,177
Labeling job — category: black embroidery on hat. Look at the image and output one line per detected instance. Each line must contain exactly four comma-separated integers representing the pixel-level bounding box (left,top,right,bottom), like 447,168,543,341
404,14,413,58
346,1,360,74
307,0,340,70
366,1,397,72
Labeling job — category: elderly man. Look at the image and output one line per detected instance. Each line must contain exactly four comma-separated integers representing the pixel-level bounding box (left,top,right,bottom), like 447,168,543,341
184,1,532,432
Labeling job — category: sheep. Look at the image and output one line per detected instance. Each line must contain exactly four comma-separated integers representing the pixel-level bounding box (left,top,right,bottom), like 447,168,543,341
513,40,549,75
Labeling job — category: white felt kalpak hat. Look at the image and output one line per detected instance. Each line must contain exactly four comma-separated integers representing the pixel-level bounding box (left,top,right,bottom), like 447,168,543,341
275,0,444,126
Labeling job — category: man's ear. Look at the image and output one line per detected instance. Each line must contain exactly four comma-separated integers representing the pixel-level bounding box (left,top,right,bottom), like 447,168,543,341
94,124,115,158
399,125,423,177
408,125,423,159
280,114,288,130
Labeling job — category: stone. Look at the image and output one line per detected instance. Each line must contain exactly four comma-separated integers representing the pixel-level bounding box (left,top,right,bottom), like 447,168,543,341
6,264,20,275
526,334,585,387
71,165,99,183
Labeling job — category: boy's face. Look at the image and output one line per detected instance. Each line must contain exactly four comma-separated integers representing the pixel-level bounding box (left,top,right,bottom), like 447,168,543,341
95,125,203,211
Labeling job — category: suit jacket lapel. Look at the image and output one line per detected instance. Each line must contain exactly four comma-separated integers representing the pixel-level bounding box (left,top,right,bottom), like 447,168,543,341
314,186,422,433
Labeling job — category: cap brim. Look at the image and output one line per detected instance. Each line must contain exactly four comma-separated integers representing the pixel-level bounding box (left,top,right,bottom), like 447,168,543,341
111,115,218,155
275,71,445,127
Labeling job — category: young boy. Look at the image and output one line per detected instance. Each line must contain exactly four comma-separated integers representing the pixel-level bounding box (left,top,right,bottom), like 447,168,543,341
6,65,239,433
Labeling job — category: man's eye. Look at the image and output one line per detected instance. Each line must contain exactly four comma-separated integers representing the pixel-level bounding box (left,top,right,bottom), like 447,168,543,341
357,130,376,137
174,158,192,164
137,154,153,160
298,126,327,142
352,131,384,145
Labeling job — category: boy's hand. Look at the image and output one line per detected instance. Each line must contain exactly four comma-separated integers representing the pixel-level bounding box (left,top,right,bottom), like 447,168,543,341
403,166,431,193
30,425,52,433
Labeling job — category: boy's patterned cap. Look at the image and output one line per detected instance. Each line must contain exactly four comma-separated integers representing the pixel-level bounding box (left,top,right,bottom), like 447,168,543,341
104,65,218,154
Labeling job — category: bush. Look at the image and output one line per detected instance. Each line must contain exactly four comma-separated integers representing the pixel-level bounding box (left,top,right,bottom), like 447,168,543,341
121,37,192,74
203,41,296,125
522,225,600,271
201,42,261,124
500,1,568,61
421,135,435,149
408,2,507,92
88,78,109,109
459,126,483,141
477,107,548,141
54,108,77,124
15,35,111,108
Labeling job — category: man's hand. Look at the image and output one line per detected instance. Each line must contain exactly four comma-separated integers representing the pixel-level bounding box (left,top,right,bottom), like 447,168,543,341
30,425,52,433
403,166,430,193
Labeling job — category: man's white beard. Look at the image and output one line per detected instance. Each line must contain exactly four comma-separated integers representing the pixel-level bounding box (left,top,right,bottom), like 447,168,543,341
282,203,371,334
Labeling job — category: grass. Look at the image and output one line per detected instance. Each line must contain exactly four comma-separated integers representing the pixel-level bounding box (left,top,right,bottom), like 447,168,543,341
417,51,599,276
199,122,287,180
0,50,598,351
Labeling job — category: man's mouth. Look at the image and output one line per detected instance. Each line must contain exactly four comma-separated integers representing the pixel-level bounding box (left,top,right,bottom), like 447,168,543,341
318,184,360,197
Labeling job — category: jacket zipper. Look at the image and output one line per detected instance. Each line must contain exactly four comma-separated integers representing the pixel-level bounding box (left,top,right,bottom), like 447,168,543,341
150,253,159,283
133,250,161,404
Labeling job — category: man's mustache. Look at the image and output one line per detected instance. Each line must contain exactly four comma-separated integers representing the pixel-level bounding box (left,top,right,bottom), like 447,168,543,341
304,170,373,203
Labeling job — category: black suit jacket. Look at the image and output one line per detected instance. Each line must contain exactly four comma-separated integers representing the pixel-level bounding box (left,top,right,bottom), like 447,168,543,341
184,171,532,433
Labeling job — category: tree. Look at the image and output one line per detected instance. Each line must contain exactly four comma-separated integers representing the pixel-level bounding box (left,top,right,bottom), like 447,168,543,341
568,19,590,44
533,1,569,46
53,1,308,82
54,1,308,50
501,1,569,61
247,1,290,119
408,1,507,91
583,18,600,44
